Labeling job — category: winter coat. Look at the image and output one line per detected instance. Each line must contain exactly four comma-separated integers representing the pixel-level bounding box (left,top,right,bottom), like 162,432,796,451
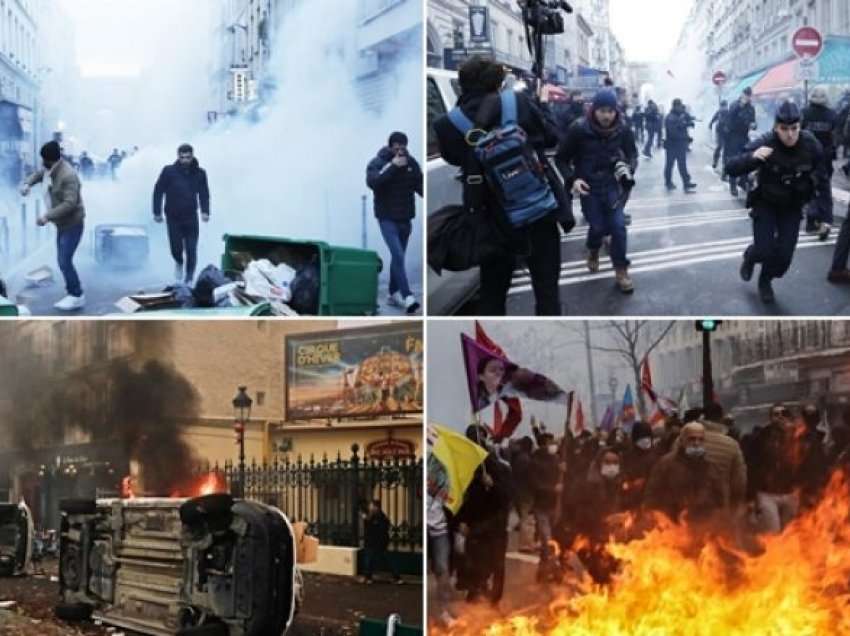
745,423,800,496
724,100,756,142
152,158,210,220
529,447,562,512
25,159,85,230
366,147,422,222
644,449,726,521
710,107,729,140
664,110,693,145
555,114,638,193
364,510,391,551
802,103,838,155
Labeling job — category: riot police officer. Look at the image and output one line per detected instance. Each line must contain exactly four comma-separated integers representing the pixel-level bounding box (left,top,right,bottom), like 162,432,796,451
632,105,645,144
802,87,838,239
709,100,729,171
642,100,661,159
664,98,697,192
726,101,825,304
724,87,757,197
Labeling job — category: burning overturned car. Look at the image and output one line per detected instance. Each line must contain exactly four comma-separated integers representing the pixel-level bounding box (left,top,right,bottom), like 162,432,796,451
55,492,305,636
0,501,33,577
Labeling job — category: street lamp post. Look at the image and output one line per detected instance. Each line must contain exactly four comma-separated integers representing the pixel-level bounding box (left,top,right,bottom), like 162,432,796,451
232,386,252,498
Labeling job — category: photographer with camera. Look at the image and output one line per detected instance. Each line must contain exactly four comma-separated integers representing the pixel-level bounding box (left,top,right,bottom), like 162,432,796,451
366,131,423,314
555,89,639,294
726,102,826,304
663,98,697,192
433,56,562,315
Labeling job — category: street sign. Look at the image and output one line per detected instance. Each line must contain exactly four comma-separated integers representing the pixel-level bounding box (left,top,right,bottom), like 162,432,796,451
797,57,818,81
792,26,823,59
712,71,727,86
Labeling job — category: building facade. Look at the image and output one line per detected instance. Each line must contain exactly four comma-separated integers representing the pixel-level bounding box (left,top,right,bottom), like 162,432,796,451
652,321,850,431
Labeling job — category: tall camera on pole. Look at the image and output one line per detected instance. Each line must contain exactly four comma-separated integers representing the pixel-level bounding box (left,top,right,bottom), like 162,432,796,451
519,0,573,87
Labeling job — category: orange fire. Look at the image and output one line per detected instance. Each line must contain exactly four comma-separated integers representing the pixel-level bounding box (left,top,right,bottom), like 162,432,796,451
436,471,850,635
169,472,228,498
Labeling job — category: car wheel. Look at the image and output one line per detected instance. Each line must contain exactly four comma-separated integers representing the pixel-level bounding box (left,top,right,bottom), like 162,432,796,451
59,499,97,515
54,602,93,621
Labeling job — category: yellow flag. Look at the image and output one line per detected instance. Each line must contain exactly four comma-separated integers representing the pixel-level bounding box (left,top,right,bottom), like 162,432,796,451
427,423,488,514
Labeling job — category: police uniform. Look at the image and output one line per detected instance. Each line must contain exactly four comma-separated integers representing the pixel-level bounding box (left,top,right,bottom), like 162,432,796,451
724,92,757,196
727,102,825,303
802,96,838,235
664,99,696,191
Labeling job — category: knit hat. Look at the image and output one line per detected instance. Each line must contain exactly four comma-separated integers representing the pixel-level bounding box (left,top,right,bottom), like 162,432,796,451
592,89,618,111
631,421,653,443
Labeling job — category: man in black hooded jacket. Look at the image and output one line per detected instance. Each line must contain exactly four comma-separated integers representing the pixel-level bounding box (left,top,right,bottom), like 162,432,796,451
153,143,210,285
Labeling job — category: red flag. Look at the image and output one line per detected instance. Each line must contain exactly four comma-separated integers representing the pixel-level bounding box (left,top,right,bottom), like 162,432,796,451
573,399,585,436
475,321,507,358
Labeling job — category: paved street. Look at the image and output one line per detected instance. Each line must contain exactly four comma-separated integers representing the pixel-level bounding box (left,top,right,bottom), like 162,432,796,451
0,563,422,636
459,145,850,316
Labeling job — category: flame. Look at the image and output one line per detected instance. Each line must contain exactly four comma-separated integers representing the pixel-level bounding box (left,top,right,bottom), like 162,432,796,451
169,472,228,498
435,471,850,635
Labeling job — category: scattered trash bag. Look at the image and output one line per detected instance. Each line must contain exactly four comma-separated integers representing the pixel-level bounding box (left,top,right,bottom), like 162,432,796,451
289,259,320,315
192,265,232,308
243,259,293,303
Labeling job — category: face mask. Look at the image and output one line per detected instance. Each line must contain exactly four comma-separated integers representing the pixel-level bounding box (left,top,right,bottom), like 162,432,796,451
600,464,620,479
548,444,558,455
635,438,652,450
684,446,705,459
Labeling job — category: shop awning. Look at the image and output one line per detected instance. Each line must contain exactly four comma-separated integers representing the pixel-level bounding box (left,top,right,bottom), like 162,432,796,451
817,36,850,83
752,58,798,95
725,70,767,100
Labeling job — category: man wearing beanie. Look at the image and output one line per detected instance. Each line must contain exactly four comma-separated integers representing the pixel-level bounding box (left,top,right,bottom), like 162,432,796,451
724,87,757,197
556,88,639,294
366,131,422,314
663,98,697,192
20,140,86,311
726,101,826,303
802,86,838,240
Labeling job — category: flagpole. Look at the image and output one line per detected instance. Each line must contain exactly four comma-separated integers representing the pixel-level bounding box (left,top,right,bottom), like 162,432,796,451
583,321,599,428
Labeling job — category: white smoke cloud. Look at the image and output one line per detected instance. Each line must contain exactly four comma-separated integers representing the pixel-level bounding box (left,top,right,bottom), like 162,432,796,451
53,0,423,291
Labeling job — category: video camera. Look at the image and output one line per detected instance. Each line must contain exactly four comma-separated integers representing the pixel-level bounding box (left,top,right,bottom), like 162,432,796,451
521,0,573,36
520,0,573,86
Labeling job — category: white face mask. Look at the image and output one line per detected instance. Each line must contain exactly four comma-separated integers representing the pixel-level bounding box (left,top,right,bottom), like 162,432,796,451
600,464,620,479
635,438,652,450
548,444,558,455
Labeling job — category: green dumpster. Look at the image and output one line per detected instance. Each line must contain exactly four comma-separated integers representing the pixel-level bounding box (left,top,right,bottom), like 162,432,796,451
0,295,18,317
221,234,382,316
358,618,422,636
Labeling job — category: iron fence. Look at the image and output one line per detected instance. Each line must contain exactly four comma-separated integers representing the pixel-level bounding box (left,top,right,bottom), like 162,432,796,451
197,443,422,552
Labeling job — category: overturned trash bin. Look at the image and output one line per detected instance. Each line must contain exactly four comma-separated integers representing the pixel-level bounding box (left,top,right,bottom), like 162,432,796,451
222,234,382,316
94,224,149,270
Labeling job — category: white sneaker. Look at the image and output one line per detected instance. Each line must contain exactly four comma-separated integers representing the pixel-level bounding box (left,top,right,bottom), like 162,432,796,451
387,291,404,307
54,294,85,311
819,223,831,241
174,263,183,283
403,294,420,314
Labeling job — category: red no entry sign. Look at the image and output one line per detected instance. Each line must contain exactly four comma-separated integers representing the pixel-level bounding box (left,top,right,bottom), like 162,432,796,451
792,26,823,58
712,71,727,86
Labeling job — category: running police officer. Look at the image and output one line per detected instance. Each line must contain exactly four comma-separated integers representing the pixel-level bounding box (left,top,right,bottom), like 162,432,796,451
724,87,757,197
726,101,825,304
802,87,838,240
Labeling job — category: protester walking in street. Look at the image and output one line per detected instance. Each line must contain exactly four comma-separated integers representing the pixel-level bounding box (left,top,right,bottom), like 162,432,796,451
366,131,423,314
724,87,757,197
530,431,563,581
709,100,729,171
802,87,838,239
726,101,825,304
642,100,661,158
433,56,562,315
744,403,802,534
663,98,697,192
20,141,86,311
362,500,402,584
556,88,639,294
632,105,645,144
152,143,210,285
107,148,122,180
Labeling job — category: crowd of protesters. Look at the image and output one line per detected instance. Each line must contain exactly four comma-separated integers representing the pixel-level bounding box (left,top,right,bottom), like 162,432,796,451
428,401,850,626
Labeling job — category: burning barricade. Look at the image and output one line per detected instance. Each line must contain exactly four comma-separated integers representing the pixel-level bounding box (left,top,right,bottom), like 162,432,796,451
54,471,317,636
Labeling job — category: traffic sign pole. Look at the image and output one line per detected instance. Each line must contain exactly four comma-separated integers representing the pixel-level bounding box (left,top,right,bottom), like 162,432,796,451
792,26,823,103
